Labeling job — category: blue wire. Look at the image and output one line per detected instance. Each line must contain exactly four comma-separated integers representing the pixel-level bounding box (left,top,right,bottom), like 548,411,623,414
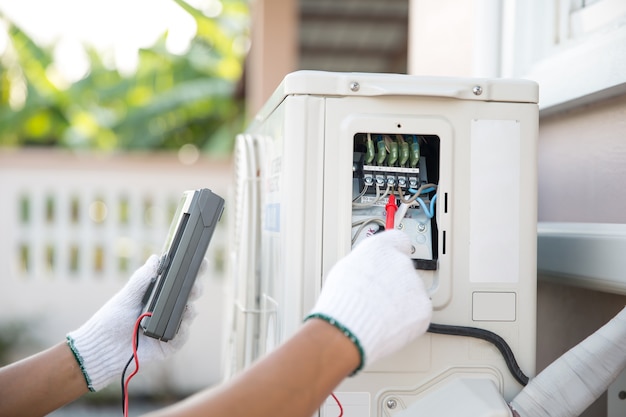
416,194,437,218
408,187,435,195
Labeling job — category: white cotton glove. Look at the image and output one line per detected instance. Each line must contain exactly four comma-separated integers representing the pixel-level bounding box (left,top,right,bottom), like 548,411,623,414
306,230,432,373
66,255,205,392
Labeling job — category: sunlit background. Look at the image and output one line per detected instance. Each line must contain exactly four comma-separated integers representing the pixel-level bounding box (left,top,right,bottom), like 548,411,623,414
1,0,212,78
0,0,249,153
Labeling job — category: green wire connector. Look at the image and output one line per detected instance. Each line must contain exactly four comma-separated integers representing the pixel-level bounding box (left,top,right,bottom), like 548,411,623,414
365,134,375,165
386,135,398,166
376,136,387,166
410,135,420,168
397,134,409,167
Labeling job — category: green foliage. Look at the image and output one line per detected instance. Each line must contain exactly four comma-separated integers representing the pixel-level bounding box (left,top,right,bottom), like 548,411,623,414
0,0,248,154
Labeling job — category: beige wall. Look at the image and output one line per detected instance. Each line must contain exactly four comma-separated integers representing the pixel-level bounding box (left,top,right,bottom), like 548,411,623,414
538,94,626,223
246,0,298,118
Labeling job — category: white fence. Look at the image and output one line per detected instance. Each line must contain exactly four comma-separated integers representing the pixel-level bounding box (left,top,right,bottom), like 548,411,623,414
0,149,233,395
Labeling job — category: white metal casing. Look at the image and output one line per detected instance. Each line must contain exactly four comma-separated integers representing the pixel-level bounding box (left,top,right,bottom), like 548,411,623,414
227,71,538,416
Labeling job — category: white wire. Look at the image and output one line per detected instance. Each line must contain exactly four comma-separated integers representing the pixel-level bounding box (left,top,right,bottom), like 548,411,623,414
352,184,369,202
351,218,385,245
394,202,411,229
352,184,392,209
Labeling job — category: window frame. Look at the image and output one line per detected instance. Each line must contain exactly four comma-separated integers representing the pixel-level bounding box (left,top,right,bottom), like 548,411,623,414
500,0,626,115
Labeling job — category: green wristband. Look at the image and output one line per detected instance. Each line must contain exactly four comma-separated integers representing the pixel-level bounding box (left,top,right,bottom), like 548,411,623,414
66,335,96,392
305,313,365,375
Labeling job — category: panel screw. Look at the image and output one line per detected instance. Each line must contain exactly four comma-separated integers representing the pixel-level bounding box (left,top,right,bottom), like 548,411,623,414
386,399,397,409
417,223,427,232
472,85,483,96
350,81,360,92
619,391,626,400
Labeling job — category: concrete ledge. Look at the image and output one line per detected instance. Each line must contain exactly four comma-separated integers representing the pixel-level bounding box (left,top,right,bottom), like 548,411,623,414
537,222,626,295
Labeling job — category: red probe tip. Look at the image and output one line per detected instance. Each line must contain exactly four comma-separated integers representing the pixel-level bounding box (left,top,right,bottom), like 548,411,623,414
385,194,397,230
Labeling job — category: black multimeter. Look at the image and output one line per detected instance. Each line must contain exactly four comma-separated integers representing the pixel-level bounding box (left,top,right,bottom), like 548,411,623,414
141,188,224,341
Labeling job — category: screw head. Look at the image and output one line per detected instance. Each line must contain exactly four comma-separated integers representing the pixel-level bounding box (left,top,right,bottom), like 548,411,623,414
619,390,626,400
417,223,427,232
350,81,360,92
386,399,397,409
472,85,483,96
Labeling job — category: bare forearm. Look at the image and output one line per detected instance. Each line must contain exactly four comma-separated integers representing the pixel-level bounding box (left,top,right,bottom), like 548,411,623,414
144,319,360,417
0,342,88,417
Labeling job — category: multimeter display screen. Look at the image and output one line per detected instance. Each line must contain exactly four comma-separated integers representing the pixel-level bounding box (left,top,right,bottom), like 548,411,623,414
162,194,188,253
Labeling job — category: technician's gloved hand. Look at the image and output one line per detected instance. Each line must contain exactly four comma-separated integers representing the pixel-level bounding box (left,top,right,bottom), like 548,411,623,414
66,255,205,392
306,230,432,373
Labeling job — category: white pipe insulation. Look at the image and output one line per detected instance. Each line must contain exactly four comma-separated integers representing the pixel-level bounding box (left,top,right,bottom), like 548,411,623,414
510,306,626,417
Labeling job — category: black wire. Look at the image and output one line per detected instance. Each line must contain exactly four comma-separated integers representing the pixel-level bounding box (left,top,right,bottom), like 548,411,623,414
121,326,142,415
427,323,530,386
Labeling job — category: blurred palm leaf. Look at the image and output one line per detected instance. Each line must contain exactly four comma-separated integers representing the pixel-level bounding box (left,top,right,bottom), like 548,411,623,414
0,0,248,153
0,23,70,146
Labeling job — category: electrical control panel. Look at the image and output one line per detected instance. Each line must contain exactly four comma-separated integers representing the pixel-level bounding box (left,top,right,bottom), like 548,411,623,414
352,133,440,270
227,71,539,416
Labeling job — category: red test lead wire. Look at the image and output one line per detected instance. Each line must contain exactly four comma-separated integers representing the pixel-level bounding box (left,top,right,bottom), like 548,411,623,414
385,194,397,231
123,312,153,417
331,393,344,417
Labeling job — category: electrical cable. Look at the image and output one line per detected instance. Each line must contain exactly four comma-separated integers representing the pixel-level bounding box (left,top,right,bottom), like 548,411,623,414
397,183,437,205
394,202,410,229
409,187,436,195
121,355,133,413
331,392,343,417
352,183,381,208
352,184,392,208
121,312,153,417
351,218,385,245
415,194,437,219
352,184,369,202
427,323,529,387
352,217,385,228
